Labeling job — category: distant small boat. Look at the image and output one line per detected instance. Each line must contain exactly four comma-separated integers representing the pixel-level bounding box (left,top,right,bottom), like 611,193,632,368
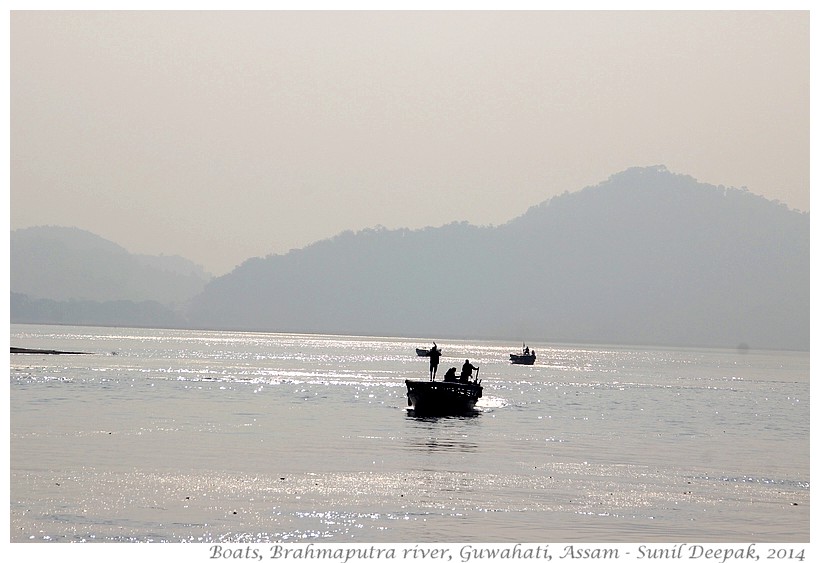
510,345,536,364
510,353,536,365
405,379,482,415
416,347,442,357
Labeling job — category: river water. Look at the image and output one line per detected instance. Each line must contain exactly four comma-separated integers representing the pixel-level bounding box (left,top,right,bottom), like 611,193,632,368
9,324,809,545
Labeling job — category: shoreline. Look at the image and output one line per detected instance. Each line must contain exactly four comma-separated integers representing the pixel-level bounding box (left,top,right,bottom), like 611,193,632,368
10,347,91,355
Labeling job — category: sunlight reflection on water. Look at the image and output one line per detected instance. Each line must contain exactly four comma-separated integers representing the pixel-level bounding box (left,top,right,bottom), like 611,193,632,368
10,326,809,543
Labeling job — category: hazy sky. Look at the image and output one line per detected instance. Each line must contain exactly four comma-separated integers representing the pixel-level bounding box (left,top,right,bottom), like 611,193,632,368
10,10,809,275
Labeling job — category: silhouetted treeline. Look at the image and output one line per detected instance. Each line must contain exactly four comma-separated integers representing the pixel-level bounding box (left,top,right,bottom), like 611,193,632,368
11,292,183,328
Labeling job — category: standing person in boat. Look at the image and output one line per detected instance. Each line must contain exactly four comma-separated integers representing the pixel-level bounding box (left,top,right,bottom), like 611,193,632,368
460,359,479,383
428,343,442,381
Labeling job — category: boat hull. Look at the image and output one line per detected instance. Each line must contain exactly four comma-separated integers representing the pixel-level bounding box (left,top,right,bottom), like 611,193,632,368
510,354,536,365
405,380,482,415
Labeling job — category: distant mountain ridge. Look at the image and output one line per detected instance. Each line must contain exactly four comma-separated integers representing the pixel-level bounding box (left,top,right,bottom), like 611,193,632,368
11,225,212,305
185,166,808,350
10,167,809,350
492,166,808,349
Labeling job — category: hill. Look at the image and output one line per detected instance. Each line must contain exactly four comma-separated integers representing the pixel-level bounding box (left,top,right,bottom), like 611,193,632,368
10,225,212,305
185,166,809,350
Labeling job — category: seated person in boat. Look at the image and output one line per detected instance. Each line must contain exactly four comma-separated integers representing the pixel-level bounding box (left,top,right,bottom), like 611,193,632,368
460,360,478,383
443,366,457,382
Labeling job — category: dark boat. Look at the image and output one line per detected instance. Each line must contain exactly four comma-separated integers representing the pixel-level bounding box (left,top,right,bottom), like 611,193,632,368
416,347,442,357
510,352,536,365
405,380,482,415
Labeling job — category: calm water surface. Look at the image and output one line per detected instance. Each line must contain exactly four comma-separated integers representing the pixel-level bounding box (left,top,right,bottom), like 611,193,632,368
9,325,809,543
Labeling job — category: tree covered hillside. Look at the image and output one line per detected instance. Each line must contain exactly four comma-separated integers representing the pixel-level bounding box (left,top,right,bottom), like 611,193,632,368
11,225,212,305
185,166,809,350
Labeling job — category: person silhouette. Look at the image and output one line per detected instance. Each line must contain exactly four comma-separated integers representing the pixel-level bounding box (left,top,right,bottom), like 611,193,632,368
460,359,478,383
428,343,442,380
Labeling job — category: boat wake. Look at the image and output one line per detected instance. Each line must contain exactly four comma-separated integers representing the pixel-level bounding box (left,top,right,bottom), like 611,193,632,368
476,395,509,410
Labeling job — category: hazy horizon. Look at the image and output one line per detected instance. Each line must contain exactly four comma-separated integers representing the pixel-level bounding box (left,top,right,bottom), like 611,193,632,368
10,10,809,275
